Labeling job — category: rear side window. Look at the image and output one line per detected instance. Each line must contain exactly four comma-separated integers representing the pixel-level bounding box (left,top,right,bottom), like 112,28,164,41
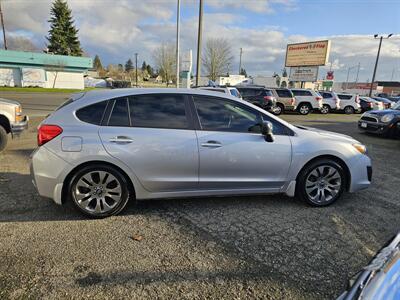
129,94,188,129
338,94,352,100
320,92,332,98
108,98,130,127
276,89,292,98
292,90,312,96
229,89,240,97
263,90,273,96
76,101,107,125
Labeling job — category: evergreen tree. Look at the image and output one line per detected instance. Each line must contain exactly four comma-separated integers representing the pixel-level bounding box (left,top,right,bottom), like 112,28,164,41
240,68,247,77
93,55,103,71
125,59,134,72
141,61,147,71
46,0,82,56
118,64,124,72
146,64,154,77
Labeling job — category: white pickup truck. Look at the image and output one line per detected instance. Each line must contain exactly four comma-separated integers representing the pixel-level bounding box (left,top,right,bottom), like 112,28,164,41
0,98,29,152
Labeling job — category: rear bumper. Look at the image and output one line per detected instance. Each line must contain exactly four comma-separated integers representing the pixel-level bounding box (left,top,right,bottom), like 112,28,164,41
11,115,29,137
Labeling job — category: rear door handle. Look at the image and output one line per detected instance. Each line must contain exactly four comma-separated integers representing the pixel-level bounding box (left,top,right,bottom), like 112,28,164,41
201,140,222,148
109,136,134,144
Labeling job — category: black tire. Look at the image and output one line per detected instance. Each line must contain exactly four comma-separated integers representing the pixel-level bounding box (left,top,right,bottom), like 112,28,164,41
344,106,355,114
297,103,311,115
68,164,132,218
273,103,284,115
320,104,331,114
0,125,8,153
296,159,346,207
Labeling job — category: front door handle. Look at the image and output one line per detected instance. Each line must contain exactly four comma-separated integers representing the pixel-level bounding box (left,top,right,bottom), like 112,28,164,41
109,136,134,144
201,140,222,148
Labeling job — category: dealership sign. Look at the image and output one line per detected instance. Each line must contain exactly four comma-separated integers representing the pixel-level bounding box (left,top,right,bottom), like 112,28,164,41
21,68,46,87
285,40,331,67
289,66,319,82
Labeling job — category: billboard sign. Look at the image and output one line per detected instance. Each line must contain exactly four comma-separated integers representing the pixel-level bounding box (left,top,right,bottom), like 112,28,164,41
285,40,331,67
22,68,46,87
289,66,319,82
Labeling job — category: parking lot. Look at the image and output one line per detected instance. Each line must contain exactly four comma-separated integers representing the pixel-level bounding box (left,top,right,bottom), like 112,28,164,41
0,95,399,299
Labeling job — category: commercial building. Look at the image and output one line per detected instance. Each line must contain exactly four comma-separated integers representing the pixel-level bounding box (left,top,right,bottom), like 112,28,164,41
0,50,93,89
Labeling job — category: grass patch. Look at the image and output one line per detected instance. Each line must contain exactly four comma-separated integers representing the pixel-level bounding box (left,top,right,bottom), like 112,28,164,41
0,87,97,93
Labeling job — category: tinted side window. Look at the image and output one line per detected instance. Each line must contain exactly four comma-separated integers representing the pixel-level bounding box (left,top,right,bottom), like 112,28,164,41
263,90,273,96
276,89,292,98
76,101,107,125
338,94,352,100
291,90,302,96
108,98,130,127
261,115,288,135
129,94,188,129
193,96,262,133
321,92,331,98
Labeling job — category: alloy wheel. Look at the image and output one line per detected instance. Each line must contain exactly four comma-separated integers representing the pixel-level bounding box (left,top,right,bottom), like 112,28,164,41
73,171,122,214
321,105,330,114
305,165,342,204
299,105,310,115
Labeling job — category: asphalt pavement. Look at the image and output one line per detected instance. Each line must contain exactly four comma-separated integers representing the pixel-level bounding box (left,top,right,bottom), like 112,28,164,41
0,99,399,299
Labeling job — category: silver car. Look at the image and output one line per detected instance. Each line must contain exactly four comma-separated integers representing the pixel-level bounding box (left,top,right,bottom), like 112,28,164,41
30,88,372,217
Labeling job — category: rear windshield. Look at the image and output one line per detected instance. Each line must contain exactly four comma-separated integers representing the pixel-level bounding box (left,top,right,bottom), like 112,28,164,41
337,94,353,100
276,89,293,98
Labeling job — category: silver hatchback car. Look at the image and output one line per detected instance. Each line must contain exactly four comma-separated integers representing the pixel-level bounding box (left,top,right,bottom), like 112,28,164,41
30,89,372,217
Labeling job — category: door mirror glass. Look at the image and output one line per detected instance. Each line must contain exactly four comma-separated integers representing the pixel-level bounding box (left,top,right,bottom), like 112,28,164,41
261,121,275,142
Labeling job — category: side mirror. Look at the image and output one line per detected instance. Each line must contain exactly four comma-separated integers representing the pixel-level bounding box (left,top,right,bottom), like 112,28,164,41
261,121,275,142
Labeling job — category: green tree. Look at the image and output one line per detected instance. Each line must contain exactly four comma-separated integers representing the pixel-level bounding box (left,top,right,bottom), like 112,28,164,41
46,0,82,56
141,61,147,72
118,64,124,72
146,64,154,77
240,68,247,77
125,59,134,72
93,55,103,71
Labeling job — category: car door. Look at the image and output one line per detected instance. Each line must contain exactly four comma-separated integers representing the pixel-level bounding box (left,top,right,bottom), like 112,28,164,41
99,94,199,192
191,95,292,190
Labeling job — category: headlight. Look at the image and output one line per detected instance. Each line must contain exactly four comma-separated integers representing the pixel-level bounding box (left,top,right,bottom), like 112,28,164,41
381,114,394,123
353,143,367,155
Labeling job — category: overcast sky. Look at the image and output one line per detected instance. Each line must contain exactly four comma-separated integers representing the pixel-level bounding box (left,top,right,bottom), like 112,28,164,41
4,0,400,81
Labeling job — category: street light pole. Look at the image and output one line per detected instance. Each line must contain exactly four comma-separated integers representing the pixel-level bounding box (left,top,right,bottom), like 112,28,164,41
238,47,243,74
135,53,138,87
355,62,360,84
175,0,180,88
369,34,393,97
195,0,203,87
0,0,7,50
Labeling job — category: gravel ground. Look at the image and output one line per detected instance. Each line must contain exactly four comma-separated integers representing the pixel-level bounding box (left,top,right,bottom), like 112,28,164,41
0,112,399,299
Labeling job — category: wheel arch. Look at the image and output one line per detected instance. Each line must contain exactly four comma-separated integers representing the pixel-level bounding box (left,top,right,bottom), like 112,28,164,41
296,154,351,192
0,114,11,133
61,160,136,204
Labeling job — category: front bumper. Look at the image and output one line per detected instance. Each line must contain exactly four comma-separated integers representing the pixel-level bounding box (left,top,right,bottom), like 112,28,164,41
11,115,29,137
347,154,372,193
358,119,394,135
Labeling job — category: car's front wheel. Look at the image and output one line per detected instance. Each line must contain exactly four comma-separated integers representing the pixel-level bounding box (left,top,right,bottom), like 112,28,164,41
344,106,355,114
69,164,131,218
273,103,284,115
296,159,346,206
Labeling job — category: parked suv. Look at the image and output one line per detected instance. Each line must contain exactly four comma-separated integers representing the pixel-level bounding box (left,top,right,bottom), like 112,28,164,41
0,98,29,152
270,88,296,115
30,88,371,218
336,93,361,114
196,86,242,98
318,91,340,114
291,89,323,115
236,86,277,113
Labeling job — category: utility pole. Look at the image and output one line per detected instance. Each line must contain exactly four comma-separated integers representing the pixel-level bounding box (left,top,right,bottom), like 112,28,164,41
195,0,203,86
369,34,393,97
175,0,180,88
135,53,138,87
345,64,360,90
238,47,243,74
355,62,360,84
0,0,7,50
345,67,351,90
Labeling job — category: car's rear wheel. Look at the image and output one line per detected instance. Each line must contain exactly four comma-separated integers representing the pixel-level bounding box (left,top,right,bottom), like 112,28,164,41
273,103,284,115
69,164,131,218
298,103,311,115
320,104,330,114
296,159,346,206
0,125,8,153
344,106,355,114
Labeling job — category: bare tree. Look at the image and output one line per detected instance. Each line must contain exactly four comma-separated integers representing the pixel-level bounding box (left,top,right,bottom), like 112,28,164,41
202,38,233,81
153,43,176,86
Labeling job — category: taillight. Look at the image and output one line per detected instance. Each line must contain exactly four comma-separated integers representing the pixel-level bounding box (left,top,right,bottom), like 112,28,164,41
369,102,373,108
263,96,273,102
355,96,360,103
290,97,295,105
315,96,322,101
37,125,63,146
